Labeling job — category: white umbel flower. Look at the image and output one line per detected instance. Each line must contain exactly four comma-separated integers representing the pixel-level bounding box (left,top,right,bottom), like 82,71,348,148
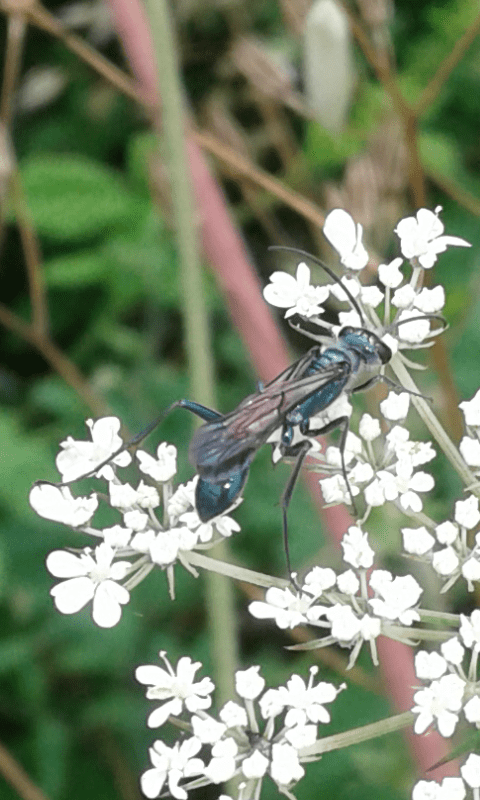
55,416,131,481
30,483,98,526
46,543,130,628
136,652,214,728
323,208,369,271
395,207,470,269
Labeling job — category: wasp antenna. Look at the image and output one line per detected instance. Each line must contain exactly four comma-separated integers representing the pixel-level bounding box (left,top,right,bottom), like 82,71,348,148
389,313,448,336
288,318,335,343
268,245,366,325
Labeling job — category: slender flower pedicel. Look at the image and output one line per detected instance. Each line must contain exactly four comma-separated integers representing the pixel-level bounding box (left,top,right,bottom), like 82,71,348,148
31,208,480,799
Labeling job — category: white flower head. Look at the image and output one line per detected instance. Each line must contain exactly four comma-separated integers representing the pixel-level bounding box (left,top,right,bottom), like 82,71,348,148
412,777,466,800
141,737,204,800
402,526,435,556
302,566,336,598
395,207,471,269
108,480,139,510
341,526,375,568
435,521,459,546
102,524,132,548
432,546,459,577
191,715,226,745
380,391,410,421
460,609,480,651
369,573,422,625
326,604,380,648
360,285,384,308
460,389,480,427
440,637,465,667
412,673,466,737
378,257,404,288
55,416,131,482
270,741,304,786
336,569,360,595
30,483,98,526
263,262,329,318
204,737,238,785
359,413,381,441
414,285,445,313
414,651,447,681
455,495,480,529
46,542,130,628
273,668,344,728
461,753,480,789
149,527,198,566
459,436,480,469
136,652,214,728
249,587,313,629
235,666,265,700
219,701,248,729
396,309,431,344
323,208,369,271
136,442,177,482
241,749,269,779
392,284,417,309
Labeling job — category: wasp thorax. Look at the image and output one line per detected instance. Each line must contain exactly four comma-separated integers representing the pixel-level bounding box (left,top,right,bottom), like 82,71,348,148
339,327,392,366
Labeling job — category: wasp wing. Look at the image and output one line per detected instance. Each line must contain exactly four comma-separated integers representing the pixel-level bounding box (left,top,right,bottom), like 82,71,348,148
189,358,347,482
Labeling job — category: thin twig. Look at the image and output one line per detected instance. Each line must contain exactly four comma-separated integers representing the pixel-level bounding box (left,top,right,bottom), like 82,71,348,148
416,9,480,116
9,162,47,334
0,302,108,415
428,166,480,217
0,739,50,800
10,3,328,230
28,2,154,109
195,129,325,228
0,11,26,125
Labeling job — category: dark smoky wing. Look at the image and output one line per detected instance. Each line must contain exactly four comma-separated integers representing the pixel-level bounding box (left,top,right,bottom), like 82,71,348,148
257,346,322,392
189,362,346,481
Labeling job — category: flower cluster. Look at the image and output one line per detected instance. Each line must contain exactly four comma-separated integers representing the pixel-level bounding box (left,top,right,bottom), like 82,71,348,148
29,417,240,627
249,524,423,668
402,494,480,591
137,653,345,800
412,610,480,738
262,206,468,518
460,389,480,475
30,207,480,800
315,414,436,515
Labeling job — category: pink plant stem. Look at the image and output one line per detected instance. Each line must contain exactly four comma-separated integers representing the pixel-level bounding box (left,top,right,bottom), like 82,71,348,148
106,0,456,776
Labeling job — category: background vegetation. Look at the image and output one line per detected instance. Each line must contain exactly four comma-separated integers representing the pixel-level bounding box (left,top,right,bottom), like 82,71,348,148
1,0,480,798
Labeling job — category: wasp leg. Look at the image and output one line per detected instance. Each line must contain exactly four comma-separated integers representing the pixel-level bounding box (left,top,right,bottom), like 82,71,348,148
279,438,313,590
351,373,430,401
36,399,223,491
301,416,357,515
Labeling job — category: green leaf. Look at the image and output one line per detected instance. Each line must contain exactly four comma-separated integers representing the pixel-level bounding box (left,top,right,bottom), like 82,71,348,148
18,154,135,241
44,250,108,287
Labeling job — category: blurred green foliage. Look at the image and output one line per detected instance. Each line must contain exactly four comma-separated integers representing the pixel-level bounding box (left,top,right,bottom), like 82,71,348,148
1,0,480,798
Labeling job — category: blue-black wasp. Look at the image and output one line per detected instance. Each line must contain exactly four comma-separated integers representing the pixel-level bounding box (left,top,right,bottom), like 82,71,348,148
39,249,445,579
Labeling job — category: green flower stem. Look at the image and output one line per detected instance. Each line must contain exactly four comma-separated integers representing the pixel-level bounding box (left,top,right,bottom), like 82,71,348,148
382,624,456,642
187,550,289,589
144,0,238,708
391,354,477,492
299,711,414,758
